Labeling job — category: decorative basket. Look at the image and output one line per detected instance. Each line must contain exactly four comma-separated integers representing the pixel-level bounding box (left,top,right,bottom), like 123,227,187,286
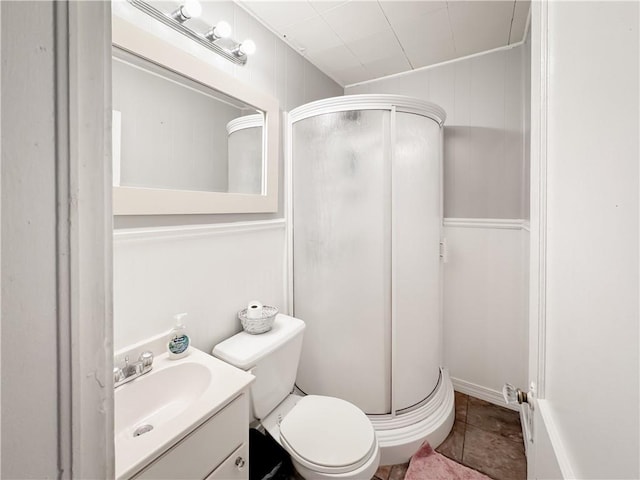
238,305,279,334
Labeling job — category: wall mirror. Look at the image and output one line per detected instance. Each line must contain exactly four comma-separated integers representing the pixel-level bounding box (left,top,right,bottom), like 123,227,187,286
112,17,279,215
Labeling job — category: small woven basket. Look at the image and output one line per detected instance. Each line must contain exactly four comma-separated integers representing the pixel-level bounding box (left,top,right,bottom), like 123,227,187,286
238,305,279,334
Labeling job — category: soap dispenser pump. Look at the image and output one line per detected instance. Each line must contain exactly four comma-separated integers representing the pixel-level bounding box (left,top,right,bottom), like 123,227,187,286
167,312,190,359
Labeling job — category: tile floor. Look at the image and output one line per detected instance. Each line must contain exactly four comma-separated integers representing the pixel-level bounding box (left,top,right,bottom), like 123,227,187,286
372,392,527,480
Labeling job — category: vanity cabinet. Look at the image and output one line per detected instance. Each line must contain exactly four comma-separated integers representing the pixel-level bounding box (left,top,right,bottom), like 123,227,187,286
134,394,249,480
205,444,249,480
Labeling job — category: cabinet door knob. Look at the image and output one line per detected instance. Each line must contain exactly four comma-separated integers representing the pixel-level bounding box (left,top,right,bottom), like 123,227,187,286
235,456,246,469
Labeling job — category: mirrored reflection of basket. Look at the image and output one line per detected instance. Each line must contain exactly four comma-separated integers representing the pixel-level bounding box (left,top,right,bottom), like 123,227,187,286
238,306,278,334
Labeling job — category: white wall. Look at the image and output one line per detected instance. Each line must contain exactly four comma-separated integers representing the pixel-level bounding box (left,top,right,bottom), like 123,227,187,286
443,222,528,403
542,2,639,478
112,1,342,353
114,221,286,353
347,46,525,220
523,28,531,222
1,3,59,477
0,3,3,473
347,46,529,403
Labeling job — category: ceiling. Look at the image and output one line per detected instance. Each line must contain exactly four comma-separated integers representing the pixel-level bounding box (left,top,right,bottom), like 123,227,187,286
238,0,530,86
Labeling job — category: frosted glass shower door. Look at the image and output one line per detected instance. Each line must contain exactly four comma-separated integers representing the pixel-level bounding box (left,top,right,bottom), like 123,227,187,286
293,110,392,414
393,112,442,411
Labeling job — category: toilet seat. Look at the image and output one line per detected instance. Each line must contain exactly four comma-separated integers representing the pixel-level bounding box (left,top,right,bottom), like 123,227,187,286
278,395,377,475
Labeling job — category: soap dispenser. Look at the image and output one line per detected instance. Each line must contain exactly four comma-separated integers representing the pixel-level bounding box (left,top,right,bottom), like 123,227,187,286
167,312,190,359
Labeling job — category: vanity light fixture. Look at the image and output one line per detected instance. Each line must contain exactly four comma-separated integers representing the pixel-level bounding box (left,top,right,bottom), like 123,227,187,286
126,0,255,65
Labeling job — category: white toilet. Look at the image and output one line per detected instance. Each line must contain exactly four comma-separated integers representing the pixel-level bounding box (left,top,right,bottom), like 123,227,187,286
212,314,381,480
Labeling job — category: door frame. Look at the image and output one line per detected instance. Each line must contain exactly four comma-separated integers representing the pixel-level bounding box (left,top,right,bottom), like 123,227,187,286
528,2,574,478
55,2,113,477
529,0,548,406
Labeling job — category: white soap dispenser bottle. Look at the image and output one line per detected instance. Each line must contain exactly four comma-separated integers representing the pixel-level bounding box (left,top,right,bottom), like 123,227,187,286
167,312,190,359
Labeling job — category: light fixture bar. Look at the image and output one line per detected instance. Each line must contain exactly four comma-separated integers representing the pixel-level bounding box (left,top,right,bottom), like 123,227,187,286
126,0,248,65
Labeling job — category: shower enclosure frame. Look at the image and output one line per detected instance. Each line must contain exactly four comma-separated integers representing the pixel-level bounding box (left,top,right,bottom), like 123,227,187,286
285,95,454,465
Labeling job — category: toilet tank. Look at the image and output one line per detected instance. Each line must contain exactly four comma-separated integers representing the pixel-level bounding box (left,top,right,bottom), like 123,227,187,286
212,314,305,419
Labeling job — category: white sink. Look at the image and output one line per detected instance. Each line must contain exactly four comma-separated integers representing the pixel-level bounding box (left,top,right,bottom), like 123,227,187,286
115,346,254,479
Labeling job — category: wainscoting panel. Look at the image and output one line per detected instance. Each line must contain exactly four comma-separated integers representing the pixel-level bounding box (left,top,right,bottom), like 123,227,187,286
443,220,528,405
113,220,287,352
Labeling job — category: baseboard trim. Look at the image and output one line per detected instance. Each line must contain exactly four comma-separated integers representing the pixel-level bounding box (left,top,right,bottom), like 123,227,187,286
451,377,518,411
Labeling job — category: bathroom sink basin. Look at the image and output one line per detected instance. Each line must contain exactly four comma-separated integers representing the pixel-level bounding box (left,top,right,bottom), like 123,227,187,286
115,346,254,479
115,361,211,437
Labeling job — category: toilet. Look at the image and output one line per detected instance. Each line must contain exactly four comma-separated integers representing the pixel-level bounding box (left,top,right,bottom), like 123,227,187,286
212,314,381,480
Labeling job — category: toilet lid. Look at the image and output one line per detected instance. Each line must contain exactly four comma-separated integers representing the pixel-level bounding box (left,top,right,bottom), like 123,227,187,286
279,395,376,474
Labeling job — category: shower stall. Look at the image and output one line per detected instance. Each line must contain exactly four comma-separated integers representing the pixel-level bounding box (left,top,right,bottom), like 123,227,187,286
287,95,454,465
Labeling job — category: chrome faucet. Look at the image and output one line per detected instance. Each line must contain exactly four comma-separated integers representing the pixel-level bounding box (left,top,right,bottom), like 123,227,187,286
114,351,154,388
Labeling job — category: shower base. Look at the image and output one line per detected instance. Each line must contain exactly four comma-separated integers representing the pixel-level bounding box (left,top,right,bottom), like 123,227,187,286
368,369,455,466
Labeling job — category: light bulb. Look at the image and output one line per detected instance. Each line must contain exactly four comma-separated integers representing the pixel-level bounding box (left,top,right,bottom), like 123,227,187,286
215,21,232,39
181,0,202,19
171,0,201,22
239,39,256,56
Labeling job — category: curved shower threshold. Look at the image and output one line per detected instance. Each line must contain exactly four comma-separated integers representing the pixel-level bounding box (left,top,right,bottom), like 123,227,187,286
368,368,455,466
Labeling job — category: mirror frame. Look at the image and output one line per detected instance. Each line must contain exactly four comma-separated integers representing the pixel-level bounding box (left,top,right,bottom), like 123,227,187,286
112,17,279,215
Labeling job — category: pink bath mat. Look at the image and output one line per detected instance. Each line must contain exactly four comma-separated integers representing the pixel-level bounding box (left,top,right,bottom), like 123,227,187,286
404,442,492,480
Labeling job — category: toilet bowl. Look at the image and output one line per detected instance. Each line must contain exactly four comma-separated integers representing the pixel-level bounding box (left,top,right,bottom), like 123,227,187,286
263,394,380,480
212,314,380,479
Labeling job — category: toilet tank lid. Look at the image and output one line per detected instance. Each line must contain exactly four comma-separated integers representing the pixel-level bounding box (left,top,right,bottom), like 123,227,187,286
212,314,305,370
